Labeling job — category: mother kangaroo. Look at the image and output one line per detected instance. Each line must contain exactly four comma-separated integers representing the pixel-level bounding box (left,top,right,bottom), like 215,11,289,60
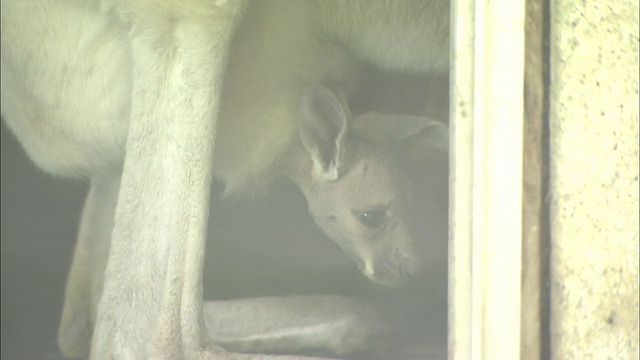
0,0,450,358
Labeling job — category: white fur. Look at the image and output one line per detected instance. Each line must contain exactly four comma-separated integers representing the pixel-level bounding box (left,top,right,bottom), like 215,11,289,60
1,0,449,358
204,296,385,356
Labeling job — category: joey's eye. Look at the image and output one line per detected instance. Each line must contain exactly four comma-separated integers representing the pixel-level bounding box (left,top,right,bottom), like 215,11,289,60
358,210,386,229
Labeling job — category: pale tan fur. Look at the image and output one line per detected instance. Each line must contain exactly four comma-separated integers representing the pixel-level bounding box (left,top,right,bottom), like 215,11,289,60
204,295,387,356
0,0,449,358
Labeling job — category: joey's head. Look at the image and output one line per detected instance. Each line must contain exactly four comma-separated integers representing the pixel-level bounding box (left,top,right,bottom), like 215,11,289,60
290,85,448,287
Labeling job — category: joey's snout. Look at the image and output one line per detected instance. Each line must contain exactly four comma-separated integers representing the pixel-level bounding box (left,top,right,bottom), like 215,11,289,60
358,246,423,287
305,194,424,288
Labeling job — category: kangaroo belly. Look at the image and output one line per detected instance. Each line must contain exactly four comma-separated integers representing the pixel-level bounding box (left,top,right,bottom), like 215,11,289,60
1,0,131,177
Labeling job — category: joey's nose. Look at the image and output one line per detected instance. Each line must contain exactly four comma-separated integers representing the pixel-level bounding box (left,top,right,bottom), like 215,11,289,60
401,251,423,275
363,251,423,287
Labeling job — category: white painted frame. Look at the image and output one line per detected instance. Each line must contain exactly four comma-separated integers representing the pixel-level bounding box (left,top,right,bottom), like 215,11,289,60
449,0,526,359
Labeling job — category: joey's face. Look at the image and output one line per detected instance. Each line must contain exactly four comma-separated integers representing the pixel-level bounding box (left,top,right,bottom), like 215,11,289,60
295,85,447,287
302,145,422,287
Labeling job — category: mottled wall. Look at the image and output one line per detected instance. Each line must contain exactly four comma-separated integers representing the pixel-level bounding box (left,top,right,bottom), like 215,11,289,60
549,1,639,358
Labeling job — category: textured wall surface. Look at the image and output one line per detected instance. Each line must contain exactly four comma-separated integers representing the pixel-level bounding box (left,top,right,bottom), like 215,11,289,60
549,1,639,359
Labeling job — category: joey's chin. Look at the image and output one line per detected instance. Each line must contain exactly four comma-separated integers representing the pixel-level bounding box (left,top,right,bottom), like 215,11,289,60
366,266,431,288
358,254,423,288
358,264,417,288
366,273,407,288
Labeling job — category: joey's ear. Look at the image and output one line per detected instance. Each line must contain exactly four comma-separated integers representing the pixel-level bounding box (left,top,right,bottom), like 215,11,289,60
351,113,448,181
351,113,448,152
298,85,350,181
399,116,448,153
398,118,448,177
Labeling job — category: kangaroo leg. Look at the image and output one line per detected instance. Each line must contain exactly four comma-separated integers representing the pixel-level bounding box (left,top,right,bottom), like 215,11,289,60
58,176,120,358
90,2,243,358
90,2,328,359
204,295,387,357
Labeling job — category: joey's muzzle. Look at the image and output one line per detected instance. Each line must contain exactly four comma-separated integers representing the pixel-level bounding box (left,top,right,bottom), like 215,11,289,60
357,247,423,287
